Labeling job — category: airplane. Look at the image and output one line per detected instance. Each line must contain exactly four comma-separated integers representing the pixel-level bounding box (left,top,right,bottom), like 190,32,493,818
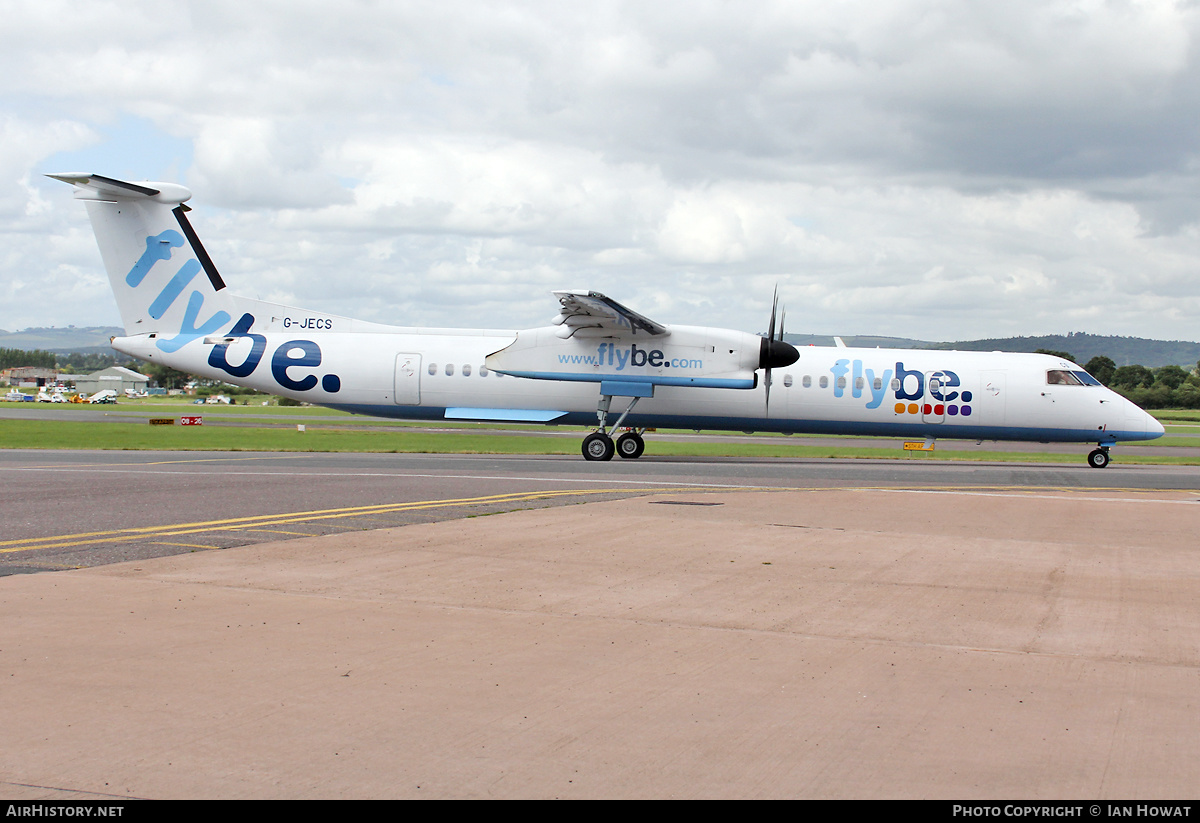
49,172,1164,468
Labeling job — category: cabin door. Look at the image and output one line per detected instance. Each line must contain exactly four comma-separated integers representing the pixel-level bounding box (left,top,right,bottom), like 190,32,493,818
394,353,422,405
976,371,1005,428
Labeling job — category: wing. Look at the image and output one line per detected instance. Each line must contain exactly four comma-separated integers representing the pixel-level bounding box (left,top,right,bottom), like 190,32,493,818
551,290,669,337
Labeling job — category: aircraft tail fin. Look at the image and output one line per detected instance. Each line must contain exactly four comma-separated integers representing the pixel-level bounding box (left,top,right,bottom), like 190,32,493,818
49,173,240,350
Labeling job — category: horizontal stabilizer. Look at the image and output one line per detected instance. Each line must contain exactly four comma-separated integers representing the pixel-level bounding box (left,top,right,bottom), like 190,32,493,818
47,173,192,204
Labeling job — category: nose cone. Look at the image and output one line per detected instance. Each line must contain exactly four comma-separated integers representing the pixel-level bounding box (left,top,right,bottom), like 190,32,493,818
1145,409,1165,438
1120,395,1164,441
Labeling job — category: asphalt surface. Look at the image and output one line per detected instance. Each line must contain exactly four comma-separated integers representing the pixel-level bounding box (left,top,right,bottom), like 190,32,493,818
3,449,1199,575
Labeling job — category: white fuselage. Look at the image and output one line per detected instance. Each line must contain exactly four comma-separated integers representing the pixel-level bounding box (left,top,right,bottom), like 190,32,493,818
113,324,1163,445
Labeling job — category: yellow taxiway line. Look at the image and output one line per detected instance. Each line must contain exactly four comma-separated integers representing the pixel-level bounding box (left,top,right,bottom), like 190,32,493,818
0,486,722,555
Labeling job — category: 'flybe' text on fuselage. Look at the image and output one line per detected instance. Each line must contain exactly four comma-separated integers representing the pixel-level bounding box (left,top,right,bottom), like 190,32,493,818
558,343,704,370
830,359,973,415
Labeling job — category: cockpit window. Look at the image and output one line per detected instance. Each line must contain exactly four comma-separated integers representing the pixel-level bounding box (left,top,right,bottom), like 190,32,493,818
1047,369,1088,386
1073,371,1102,386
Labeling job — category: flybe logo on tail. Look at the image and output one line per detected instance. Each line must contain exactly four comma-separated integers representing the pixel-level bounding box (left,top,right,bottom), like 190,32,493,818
207,315,341,393
127,230,230,352
127,231,341,395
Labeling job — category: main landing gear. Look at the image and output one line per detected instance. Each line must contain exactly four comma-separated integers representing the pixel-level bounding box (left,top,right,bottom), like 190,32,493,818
1087,447,1111,469
582,429,645,461
582,393,646,461
615,430,645,459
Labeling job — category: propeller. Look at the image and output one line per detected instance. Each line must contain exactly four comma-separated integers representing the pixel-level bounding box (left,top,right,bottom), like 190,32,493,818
759,287,799,410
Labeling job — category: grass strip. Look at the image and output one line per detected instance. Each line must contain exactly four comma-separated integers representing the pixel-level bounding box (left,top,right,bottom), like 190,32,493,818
1,419,1196,464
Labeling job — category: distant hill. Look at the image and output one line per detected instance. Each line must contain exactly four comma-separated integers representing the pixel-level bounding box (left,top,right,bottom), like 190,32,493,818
0,326,125,355
783,332,1200,370
921,333,1200,369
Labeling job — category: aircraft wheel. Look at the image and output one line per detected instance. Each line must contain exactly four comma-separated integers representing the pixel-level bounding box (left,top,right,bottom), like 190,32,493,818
582,432,615,461
616,431,645,459
1087,448,1111,469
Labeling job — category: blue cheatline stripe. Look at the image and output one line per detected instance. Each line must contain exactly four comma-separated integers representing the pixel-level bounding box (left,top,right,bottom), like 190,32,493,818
326,403,1159,444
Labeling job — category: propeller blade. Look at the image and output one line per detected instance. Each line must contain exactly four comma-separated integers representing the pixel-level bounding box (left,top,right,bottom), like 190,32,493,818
767,287,778,343
760,289,799,412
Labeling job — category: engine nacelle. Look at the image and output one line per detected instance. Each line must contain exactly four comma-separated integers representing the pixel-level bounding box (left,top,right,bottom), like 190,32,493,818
486,324,766,390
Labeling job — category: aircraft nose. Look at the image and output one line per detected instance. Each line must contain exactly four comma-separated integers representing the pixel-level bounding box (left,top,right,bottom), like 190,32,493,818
1122,396,1164,439
1146,409,1165,437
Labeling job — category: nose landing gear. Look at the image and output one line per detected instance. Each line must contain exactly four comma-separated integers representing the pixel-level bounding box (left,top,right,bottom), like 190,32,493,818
1087,447,1111,469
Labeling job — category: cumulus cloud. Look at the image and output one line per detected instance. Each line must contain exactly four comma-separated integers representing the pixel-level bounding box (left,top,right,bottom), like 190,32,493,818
2,0,1199,340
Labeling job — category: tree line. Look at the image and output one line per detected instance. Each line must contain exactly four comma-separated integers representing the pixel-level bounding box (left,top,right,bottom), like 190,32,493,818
0,347,56,369
1,348,139,373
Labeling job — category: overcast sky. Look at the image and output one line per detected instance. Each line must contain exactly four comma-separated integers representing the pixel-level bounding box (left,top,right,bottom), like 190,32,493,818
4,0,1200,342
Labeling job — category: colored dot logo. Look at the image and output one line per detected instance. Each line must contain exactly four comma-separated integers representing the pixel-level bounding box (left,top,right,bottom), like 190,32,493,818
895,392,972,416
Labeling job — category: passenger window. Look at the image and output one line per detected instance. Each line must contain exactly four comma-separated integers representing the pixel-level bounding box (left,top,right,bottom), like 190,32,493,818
480,366,489,377
802,375,811,388
428,363,438,376
783,374,793,388
854,377,864,390
445,364,455,376
819,376,829,389
462,364,472,377
873,377,883,391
